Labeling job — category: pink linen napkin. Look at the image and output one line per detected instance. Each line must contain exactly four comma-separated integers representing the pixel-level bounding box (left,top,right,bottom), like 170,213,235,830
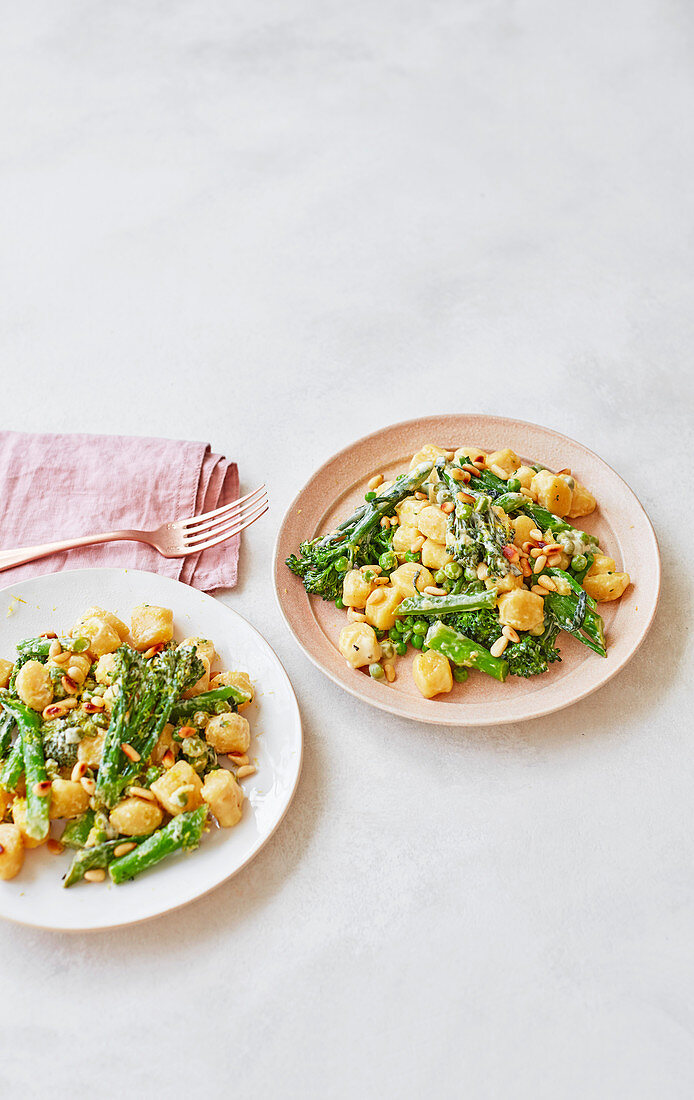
0,432,240,592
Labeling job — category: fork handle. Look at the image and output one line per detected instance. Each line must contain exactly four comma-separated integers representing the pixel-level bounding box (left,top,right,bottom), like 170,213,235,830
0,529,147,572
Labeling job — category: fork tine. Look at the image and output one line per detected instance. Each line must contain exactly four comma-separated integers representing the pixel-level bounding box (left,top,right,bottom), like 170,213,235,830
184,503,268,553
183,490,267,541
183,498,268,548
180,485,266,532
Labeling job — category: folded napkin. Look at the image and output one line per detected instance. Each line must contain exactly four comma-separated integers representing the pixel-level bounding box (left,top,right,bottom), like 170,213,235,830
0,432,239,592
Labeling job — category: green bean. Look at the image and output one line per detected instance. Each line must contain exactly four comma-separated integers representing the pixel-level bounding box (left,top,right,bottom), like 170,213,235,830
395,587,498,618
60,810,96,850
424,621,508,682
0,695,49,841
63,838,142,888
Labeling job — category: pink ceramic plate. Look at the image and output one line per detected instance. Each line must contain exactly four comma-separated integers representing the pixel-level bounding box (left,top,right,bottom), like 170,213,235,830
273,415,660,726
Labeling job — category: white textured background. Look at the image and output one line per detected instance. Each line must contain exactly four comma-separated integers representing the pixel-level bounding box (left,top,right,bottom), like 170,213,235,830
0,2,692,1097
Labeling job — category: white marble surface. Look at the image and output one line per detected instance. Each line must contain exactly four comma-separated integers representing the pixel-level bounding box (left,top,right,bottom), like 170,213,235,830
0,1,692,1096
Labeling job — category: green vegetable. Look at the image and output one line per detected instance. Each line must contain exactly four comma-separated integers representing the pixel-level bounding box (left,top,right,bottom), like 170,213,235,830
0,694,50,841
453,667,469,683
109,807,208,884
63,838,143,888
435,461,515,578
1,734,24,790
0,710,15,760
443,561,463,580
369,663,384,679
379,550,398,572
170,685,246,720
286,463,433,601
60,810,96,850
424,621,508,682
395,586,498,618
543,591,606,656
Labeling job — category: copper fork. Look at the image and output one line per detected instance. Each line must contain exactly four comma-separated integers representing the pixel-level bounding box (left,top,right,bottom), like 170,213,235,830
0,485,268,572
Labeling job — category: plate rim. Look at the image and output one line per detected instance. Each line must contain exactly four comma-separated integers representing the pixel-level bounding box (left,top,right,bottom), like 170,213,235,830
0,566,303,932
273,413,661,727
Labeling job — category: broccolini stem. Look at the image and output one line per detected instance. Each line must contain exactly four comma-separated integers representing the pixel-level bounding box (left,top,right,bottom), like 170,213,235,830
0,695,50,841
424,621,509,682
63,837,143,888
170,685,245,721
395,587,498,618
109,807,208,884
1,732,23,790
0,710,15,760
60,809,96,850
543,592,606,656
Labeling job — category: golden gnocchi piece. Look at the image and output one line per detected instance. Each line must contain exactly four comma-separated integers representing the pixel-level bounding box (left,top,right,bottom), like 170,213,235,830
454,444,486,465
364,585,403,631
412,650,453,699
515,465,536,490
76,616,122,657
421,539,454,571
486,448,521,477
130,604,174,650
338,622,382,669
568,483,596,518
0,824,24,880
416,505,448,544
77,729,106,768
0,658,13,689
342,568,376,609
15,660,53,711
530,471,573,517
150,761,203,816
11,800,46,849
74,606,129,642
94,652,117,685
389,562,434,598
49,779,91,821
110,796,164,835
204,712,251,755
511,514,536,548
392,523,420,557
151,723,177,765
180,636,216,666
583,572,630,602
587,554,616,575
202,769,244,828
497,589,545,633
396,496,428,526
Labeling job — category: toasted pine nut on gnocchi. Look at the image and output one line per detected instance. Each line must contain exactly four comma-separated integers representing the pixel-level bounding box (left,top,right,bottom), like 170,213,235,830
286,437,630,698
0,604,260,886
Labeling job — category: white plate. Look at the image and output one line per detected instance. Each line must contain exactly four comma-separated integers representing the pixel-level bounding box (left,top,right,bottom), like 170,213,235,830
0,568,302,931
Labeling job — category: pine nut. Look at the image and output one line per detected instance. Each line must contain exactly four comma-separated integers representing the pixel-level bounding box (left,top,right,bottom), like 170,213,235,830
48,639,62,659
143,645,163,659
236,765,257,779
113,842,137,858
410,536,426,552
384,663,396,682
490,464,509,480
360,564,382,574
372,576,390,585
520,559,532,577
67,665,86,684
531,585,548,596
162,749,175,769
42,699,78,721
127,786,157,802
47,839,64,855
457,491,474,504
40,631,58,639
229,753,249,766
502,625,520,643
414,491,428,500
71,762,89,782
51,652,71,666
544,543,563,554
522,541,535,553
80,776,96,796
347,608,367,623
84,869,106,883
476,563,489,580
502,545,519,562
33,780,51,797
83,699,105,713
529,547,543,558
529,529,543,541
441,502,455,514
490,636,508,657
538,575,556,591
367,474,383,491
450,468,465,481
520,487,534,497
533,554,547,573
462,464,481,478
121,743,141,763
547,553,562,567
423,585,446,596
61,674,79,695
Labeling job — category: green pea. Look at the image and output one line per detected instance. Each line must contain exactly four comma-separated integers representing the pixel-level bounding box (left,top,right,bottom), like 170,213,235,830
402,629,413,643
374,628,385,640
335,597,344,609
335,556,350,573
369,663,385,679
71,636,90,653
464,566,478,582
389,627,401,642
444,561,463,580
453,667,469,683
507,477,521,493
395,641,408,656
434,570,447,585
404,551,421,563
571,554,587,572
379,551,398,572
365,491,377,502
413,620,428,636
411,634,424,650
380,640,395,660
